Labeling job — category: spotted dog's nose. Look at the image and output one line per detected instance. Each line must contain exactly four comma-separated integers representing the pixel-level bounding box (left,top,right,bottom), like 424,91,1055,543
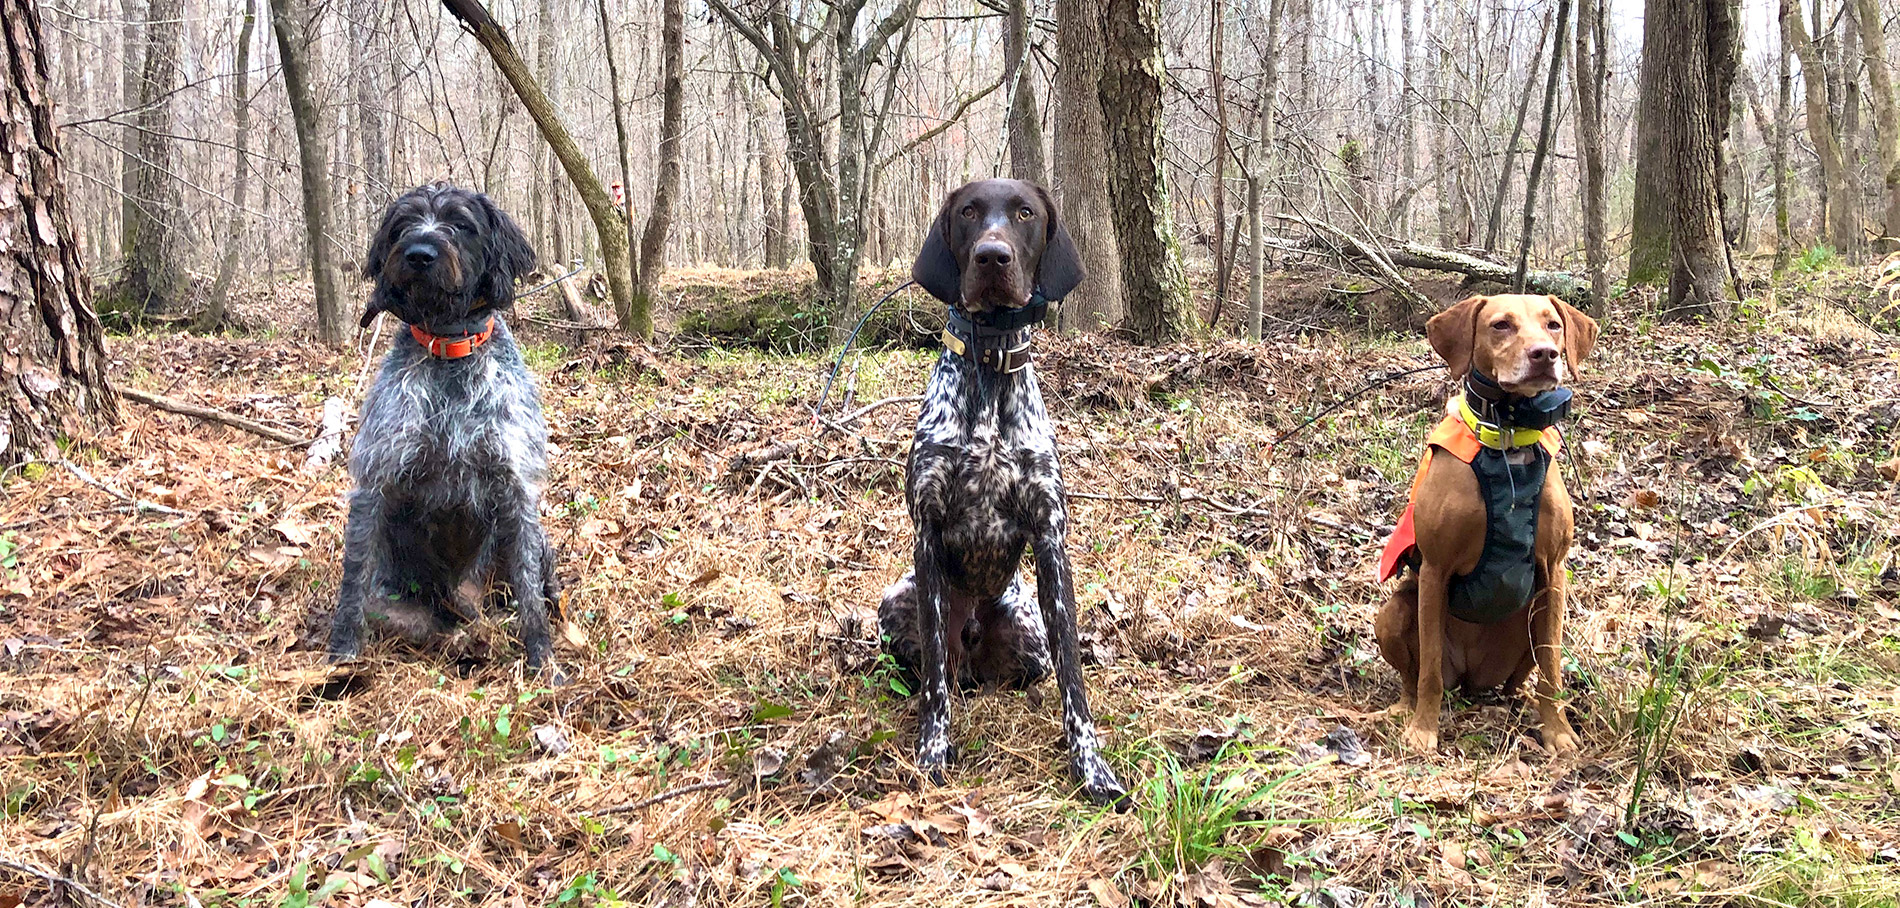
404,243,439,269
971,240,1014,269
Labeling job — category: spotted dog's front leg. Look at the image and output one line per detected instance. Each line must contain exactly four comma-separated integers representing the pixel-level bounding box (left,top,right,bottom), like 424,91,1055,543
1030,499,1129,808
911,523,955,783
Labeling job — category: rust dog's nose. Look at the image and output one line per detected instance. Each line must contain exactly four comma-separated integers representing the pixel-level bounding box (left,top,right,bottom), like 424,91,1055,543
972,240,1014,268
1527,344,1559,364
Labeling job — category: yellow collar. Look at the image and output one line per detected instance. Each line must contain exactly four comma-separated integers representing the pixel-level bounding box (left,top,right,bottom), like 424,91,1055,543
1456,393,1548,450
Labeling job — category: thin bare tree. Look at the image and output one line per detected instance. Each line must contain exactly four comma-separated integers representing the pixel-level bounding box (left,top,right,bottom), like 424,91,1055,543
269,0,345,344
194,0,257,333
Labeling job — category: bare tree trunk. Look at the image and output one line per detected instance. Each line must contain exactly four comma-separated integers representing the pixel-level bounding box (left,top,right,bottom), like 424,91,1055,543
1573,0,1610,314
442,0,639,334
1431,1,1455,246
634,0,683,319
269,0,346,344
1629,0,1675,285
1209,0,1229,329
194,0,256,333
351,0,390,213
3,0,117,467
1789,0,1863,258
1853,0,1900,249
1483,12,1549,254
1100,0,1193,344
123,0,189,315
1398,0,1416,234
1054,0,1124,329
596,0,636,234
1652,0,1739,318
118,0,140,263
1247,0,1286,341
530,0,553,253
1004,0,1047,184
1513,0,1570,291
1775,0,1795,271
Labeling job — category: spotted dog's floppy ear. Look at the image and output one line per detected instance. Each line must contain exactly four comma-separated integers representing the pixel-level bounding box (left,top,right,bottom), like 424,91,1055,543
1031,184,1084,302
912,191,963,305
475,192,537,309
1425,295,1488,379
1548,295,1599,377
359,196,407,327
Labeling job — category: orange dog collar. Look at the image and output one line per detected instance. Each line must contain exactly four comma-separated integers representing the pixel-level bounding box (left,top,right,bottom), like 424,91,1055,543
410,317,496,359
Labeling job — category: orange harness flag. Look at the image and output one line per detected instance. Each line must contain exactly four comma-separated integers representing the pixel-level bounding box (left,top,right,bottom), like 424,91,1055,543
1376,415,1560,583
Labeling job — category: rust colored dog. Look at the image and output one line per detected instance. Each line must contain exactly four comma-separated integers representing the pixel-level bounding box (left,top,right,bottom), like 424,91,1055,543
1375,294,1598,754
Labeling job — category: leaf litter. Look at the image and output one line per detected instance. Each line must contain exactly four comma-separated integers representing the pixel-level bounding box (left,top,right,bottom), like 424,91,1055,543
1,277,1898,905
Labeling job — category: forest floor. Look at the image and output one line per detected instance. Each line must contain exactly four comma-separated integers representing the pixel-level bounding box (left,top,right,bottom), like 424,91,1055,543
3,265,1900,907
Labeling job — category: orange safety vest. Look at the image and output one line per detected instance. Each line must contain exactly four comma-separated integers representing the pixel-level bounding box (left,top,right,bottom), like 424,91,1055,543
1376,415,1560,583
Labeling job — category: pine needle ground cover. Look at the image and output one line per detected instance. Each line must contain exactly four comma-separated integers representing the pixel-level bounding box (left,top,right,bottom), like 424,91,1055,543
2,277,1898,906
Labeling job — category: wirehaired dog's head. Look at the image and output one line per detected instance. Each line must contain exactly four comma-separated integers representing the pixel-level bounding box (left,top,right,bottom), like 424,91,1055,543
360,183,536,333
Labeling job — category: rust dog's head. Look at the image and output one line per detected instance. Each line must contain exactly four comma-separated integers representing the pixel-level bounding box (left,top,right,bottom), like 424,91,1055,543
1425,294,1598,395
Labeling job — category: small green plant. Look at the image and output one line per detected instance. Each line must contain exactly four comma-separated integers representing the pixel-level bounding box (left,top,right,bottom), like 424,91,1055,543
1131,745,1311,881
279,863,346,908
768,867,801,907
552,871,628,906
1794,243,1839,274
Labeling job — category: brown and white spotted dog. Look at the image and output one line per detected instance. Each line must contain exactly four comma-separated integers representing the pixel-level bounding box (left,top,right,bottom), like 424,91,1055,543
877,179,1127,807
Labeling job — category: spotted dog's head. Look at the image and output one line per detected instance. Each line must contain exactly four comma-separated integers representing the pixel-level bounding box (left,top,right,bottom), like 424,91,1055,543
360,184,536,333
911,179,1084,315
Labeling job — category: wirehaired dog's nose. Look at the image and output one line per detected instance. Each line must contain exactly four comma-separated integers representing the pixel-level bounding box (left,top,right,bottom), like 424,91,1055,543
404,243,439,269
971,241,1013,268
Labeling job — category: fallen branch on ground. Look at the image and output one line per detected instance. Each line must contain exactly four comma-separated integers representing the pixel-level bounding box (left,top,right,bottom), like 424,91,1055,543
589,778,730,817
119,387,308,446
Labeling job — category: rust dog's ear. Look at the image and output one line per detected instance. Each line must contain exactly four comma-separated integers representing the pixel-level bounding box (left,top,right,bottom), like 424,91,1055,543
911,191,963,304
1031,184,1085,302
1549,295,1599,376
1425,295,1488,377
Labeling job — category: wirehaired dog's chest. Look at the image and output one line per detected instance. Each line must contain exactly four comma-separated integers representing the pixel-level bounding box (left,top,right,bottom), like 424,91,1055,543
351,338,549,501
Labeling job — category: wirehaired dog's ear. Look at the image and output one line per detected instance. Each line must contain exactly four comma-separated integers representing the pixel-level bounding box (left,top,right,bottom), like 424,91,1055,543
912,192,962,305
364,196,403,282
1032,184,1084,302
476,193,537,307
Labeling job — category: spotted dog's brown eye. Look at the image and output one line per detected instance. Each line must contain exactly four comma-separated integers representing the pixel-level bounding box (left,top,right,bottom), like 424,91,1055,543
960,205,976,219
1018,206,1035,221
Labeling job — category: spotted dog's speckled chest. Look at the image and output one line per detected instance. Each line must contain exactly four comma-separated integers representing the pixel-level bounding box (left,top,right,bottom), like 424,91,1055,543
906,352,1060,593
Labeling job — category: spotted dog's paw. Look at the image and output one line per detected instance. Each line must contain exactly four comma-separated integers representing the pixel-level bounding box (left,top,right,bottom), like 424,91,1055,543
1073,753,1130,811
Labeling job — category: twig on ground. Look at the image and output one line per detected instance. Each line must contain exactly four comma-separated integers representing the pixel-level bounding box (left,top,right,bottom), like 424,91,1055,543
0,857,128,908
589,779,731,817
118,386,308,446
58,460,188,516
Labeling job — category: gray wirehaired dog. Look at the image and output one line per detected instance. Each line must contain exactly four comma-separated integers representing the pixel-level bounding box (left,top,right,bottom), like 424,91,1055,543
326,183,562,679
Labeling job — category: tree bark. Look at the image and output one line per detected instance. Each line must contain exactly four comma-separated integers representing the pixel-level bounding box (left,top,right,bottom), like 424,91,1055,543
442,0,639,335
1775,0,1795,271
1100,0,1193,344
596,0,636,235
1004,0,1047,185
1208,0,1229,328
195,0,256,333
1652,0,1739,318
269,0,346,345
1512,0,1570,291
2,0,118,467
122,0,188,315
633,0,683,324
1853,0,1900,249
1629,0,1674,285
1053,0,1123,329
351,0,390,214
1789,0,1863,257
1247,0,1286,341
1573,0,1610,314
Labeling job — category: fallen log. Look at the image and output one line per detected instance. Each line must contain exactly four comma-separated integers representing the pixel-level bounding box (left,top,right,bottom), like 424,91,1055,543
1334,237,1589,305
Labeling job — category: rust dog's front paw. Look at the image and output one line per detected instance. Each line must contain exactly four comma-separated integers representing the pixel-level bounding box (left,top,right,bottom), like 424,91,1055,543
1542,719,1580,755
1400,721,1439,753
